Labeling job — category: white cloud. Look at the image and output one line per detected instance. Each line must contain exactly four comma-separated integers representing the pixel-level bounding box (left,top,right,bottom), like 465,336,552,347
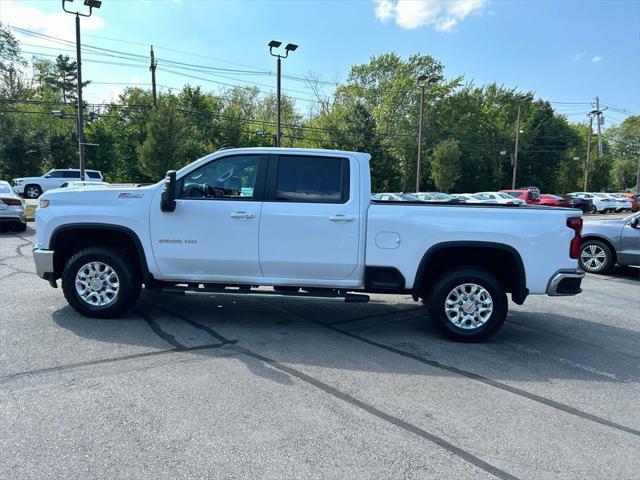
573,52,587,62
592,56,603,63
374,0,488,31
1,0,105,48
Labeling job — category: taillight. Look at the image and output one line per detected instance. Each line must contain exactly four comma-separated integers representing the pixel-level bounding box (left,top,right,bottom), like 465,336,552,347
1,198,21,206
567,217,583,259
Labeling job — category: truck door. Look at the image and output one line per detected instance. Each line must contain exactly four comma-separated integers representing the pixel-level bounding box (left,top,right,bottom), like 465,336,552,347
150,153,267,280
258,154,360,280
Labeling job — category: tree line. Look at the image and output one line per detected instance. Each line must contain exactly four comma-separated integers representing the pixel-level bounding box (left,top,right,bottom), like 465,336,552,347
1,26,637,193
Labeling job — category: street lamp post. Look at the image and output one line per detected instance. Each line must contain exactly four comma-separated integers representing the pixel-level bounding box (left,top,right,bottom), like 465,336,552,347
268,40,298,147
61,0,101,181
416,75,435,193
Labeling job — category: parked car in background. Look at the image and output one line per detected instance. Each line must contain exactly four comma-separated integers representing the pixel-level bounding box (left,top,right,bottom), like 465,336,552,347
539,194,572,208
0,181,27,231
451,193,495,204
372,193,420,201
579,212,640,273
590,192,631,213
501,187,541,204
59,181,109,189
619,192,640,212
607,193,634,212
12,169,104,199
569,192,614,213
413,192,463,203
560,194,596,214
477,192,525,205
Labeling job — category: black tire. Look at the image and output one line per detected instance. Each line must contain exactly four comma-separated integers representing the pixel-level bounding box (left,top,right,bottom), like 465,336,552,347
14,222,27,232
62,246,141,318
587,205,597,214
426,267,508,342
579,239,614,274
24,184,42,199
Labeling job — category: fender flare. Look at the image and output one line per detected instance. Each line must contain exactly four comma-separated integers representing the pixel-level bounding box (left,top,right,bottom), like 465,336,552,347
49,223,153,284
411,241,528,304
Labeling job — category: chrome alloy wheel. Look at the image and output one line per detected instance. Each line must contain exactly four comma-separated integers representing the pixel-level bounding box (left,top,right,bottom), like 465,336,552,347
26,186,40,198
75,261,120,306
444,283,493,330
580,244,607,271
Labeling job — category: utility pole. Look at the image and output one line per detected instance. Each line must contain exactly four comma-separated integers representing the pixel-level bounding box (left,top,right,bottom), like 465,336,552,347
150,45,158,108
636,155,640,193
595,96,604,158
415,75,436,193
512,100,523,189
74,13,86,181
416,85,424,193
268,40,297,147
584,115,593,191
62,0,101,181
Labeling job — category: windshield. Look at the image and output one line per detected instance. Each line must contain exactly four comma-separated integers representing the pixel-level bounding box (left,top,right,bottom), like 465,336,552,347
432,192,452,200
499,193,516,199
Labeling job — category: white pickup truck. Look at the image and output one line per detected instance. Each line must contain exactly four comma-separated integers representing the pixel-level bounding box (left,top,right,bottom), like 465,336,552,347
33,147,584,342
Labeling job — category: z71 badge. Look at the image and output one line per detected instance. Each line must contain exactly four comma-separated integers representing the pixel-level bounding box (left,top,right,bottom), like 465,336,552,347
117,192,144,199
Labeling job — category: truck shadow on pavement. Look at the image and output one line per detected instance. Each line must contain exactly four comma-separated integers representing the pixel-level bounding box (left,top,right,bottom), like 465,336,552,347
50,289,640,387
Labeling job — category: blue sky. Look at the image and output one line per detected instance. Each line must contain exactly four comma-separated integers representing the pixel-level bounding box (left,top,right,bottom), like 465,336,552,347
1,0,638,126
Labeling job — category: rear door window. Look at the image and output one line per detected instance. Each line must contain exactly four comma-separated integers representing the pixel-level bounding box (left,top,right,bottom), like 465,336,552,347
86,171,102,179
274,155,349,203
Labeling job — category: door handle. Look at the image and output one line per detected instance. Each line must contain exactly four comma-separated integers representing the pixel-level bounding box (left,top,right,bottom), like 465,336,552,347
329,215,355,222
229,211,255,219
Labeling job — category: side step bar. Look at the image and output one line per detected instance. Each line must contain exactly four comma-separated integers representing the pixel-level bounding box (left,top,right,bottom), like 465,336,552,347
162,285,370,303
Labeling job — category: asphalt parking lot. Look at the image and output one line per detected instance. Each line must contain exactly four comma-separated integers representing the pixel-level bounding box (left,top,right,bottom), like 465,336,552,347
1,225,639,480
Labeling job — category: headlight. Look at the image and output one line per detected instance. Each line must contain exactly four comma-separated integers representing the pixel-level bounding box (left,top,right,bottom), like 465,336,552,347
39,199,50,208
13,179,23,185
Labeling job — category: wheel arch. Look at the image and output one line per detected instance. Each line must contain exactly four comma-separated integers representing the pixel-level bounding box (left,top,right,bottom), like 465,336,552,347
50,223,153,285
412,241,528,305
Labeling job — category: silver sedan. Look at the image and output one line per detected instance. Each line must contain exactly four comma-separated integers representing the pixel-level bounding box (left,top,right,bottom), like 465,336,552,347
0,180,27,232
579,212,640,273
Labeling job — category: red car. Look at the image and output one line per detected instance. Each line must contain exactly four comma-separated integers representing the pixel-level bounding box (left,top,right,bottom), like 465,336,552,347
538,194,571,208
501,187,541,205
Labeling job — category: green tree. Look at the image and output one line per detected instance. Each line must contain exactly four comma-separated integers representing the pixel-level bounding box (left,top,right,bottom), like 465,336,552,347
138,98,188,180
431,139,461,192
0,24,27,97
606,116,640,190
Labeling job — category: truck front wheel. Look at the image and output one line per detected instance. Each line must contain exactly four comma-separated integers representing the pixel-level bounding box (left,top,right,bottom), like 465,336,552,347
426,268,507,342
62,246,141,318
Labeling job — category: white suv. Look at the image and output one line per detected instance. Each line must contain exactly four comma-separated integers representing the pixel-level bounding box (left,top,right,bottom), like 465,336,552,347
12,169,104,199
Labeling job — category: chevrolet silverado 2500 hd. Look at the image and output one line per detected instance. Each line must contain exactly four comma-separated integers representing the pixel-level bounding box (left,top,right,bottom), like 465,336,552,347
33,148,584,342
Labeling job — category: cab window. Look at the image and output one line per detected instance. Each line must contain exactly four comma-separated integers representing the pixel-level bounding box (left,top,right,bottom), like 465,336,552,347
180,155,260,200
275,155,348,203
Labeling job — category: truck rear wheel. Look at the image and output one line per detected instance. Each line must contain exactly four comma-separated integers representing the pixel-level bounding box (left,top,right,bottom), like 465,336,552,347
426,267,507,342
62,246,141,318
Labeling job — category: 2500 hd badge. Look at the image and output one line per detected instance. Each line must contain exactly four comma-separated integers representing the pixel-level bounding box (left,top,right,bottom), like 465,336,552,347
158,239,198,244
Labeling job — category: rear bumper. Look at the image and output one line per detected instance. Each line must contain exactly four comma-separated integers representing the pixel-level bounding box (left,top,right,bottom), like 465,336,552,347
546,269,584,296
0,212,26,224
33,245,54,280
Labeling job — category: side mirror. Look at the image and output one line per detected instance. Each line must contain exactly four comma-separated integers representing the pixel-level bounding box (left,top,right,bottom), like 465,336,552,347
160,170,177,212
630,217,640,229
44,174,51,178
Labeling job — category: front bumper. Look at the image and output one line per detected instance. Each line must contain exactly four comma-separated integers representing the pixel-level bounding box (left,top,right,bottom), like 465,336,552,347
33,245,54,279
546,269,584,296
